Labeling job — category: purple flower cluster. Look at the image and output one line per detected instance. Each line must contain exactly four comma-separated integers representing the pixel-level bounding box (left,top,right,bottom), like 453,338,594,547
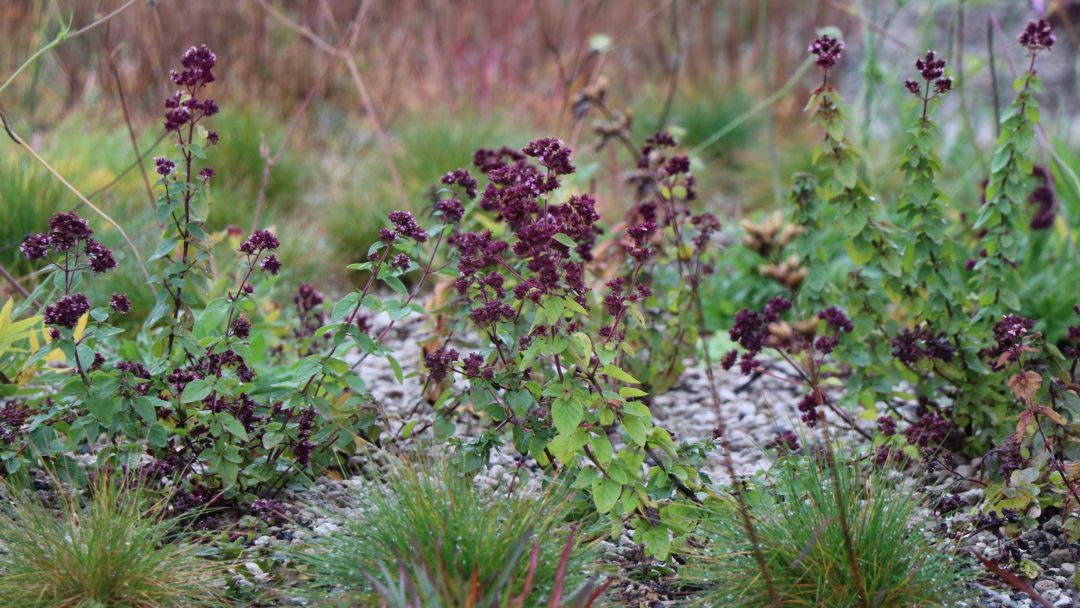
906,50,952,97
522,137,575,175
239,229,280,254
441,168,478,199
436,198,465,223
982,314,1036,368
232,315,252,339
876,415,897,436
0,401,28,444
890,326,956,365
625,220,657,263
44,293,90,329
22,213,117,279
451,138,600,320
903,411,952,448
916,50,946,81
726,296,793,376
796,392,823,426
260,254,282,275
1018,19,1055,53
764,430,799,454
164,45,220,132
425,347,459,383
387,211,429,243
819,307,853,333
109,293,132,314
155,157,176,176
809,35,844,70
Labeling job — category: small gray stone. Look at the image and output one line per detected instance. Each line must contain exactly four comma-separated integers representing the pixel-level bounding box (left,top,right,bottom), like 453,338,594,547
1034,579,1060,593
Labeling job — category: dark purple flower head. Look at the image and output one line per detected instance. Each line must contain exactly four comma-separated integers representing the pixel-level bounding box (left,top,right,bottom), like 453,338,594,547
877,415,897,436
471,300,516,325
440,169,478,199
207,130,220,145
164,107,191,132
814,335,839,355
199,167,215,182
463,352,489,379
626,220,657,263
473,146,526,174
665,155,691,176
934,76,953,94
171,44,217,87
436,198,464,223
820,307,853,333
809,35,844,70
891,326,956,365
720,349,738,371
232,315,251,339
379,228,397,244
730,309,767,353
44,293,90,329
259,254,282,275
762,295,792,323
522,137,575,175
239,230,280,254
85,239,117,274
48,212,92,252
155,157,176,176
764,430,800,454
424,347,459,383
646,131,677,148
1018,19,1055,52
904,79,921,96
904,412,951,447
391,253,411,271
20,233,49,260
915,50,946,81
0,402,29,444
388,211,428,243
109,293,131,314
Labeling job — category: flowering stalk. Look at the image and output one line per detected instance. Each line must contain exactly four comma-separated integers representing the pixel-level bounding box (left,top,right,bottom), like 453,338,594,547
972,20,1054,317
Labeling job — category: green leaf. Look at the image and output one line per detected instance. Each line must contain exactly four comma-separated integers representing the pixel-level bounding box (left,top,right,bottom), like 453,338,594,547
602,364,640,385
552,233,577,248
623,415,647,446
219,413,249,441
262,431,284,450
552,397,583,435
592,476,622,514
181,379,214,403
638,523,671,560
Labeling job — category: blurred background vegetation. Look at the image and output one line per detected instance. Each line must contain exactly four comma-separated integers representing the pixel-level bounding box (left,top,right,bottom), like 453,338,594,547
0,0,1077,325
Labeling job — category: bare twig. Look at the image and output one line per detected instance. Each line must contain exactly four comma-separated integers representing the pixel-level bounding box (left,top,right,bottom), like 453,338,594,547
656,0,687,131
102,41,155,208
0,263,30,298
